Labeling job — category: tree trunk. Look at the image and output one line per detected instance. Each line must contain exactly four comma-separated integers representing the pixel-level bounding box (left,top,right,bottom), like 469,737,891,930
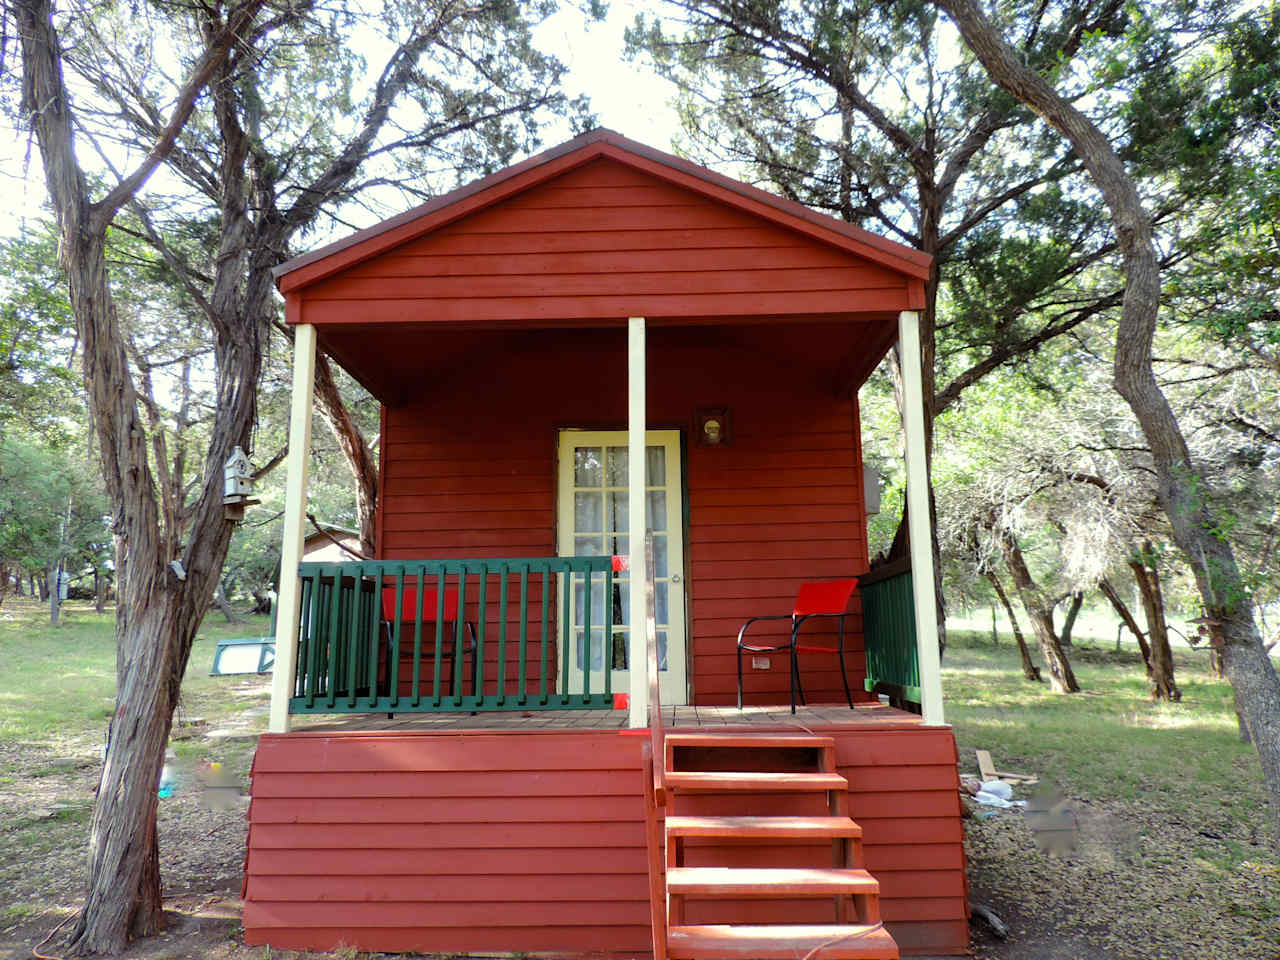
48,564,61,625
0,562,9,608
1129,543,1180,701
994,526,1078,692
934,0,1280,853
38,574,49,601
1059,591,1084,648
16,0,266,949
212,582,241,624
985,570,1041,682
313,350,378,555
1098,576,1153,674
94,567,106,614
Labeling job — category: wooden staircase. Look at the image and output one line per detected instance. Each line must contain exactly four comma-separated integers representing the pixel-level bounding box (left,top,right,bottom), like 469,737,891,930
643,731,900,960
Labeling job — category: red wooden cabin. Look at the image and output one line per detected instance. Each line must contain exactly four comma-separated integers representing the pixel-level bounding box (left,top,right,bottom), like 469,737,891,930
245,130,966,958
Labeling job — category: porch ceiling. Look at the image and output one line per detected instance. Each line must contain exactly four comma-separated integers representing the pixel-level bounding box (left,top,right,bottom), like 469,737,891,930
320,314,900,404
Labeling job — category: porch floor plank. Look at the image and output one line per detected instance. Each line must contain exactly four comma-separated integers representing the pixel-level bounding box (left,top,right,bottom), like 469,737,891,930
288,702,923,733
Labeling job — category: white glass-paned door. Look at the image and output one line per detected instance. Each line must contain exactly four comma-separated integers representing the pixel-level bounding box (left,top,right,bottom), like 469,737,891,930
557,430,686,705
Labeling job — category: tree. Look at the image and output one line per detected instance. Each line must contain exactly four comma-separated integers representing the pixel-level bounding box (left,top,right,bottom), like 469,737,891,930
0,436,108,622
625,0,1210,653
931,0,1280,851
10,0,583,950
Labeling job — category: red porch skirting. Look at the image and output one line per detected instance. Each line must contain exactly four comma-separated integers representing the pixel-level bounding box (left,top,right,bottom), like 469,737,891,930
242,725,967,956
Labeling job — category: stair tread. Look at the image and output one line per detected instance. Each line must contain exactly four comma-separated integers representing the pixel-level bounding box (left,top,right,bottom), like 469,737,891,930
664,733,836,749
666,866,880,896
666,815,862,839
668,924,898,959
665,771,848,792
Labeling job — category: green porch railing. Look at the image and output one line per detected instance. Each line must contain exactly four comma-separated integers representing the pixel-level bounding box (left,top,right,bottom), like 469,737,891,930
859,559,921,706
289,557,616,714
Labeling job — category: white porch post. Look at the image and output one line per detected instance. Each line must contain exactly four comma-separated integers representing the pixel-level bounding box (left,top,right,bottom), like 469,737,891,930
268,322,317,734
627,316,649,729
898,310,946,725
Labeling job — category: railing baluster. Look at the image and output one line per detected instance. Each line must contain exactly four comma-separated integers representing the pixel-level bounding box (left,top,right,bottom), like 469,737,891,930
603,562,613,701
366,567,381,707
539,570,550,705
330,568,345,711
433,567,446,707
454,567,467,708
410,568,424,707
582,563,592,700
560,561,572,706
497,563,509,707
389,569,404,709
294,574,309,700
306,570,324,707
345,568,360,708
475,563,488,707
517,564,529,706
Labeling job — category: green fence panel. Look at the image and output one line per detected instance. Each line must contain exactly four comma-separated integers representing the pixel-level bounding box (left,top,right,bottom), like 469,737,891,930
288,557,617,715
861,566,922,702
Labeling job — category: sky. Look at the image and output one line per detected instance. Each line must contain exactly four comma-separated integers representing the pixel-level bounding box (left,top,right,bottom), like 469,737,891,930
0,1,685,241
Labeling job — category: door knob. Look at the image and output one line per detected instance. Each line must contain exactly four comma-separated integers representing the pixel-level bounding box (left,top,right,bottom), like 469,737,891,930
670,574,682,583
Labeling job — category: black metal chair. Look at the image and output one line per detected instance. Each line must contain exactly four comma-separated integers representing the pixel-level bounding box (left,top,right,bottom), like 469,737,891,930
736,578,859,714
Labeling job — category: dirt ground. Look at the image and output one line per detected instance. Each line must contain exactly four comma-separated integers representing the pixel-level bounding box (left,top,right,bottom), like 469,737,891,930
3,699,1278,959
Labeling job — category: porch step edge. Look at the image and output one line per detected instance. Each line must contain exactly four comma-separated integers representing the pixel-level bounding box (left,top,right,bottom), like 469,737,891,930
668,923,898,959
666,866,880,897
665,771,848,793
666,815,862,840
663,733,837,749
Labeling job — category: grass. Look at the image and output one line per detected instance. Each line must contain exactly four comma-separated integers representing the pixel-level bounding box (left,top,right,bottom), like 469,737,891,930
946,622,1280,956
0,598,274,745
943,626,1267,839
0,597,273,915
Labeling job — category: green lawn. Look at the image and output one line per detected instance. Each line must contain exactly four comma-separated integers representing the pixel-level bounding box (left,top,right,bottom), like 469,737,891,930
0,598,272,918
945,625,1280,957
945,629,1260,830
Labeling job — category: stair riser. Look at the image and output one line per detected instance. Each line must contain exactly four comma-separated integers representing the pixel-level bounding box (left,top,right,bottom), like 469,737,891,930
669,895,883,926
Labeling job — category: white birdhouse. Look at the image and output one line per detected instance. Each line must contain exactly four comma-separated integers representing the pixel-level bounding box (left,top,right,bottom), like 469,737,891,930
224,446,253,502
863,463,882,516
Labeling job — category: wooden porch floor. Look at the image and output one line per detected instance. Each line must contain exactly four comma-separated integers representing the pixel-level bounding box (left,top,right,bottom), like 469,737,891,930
289,701,925,734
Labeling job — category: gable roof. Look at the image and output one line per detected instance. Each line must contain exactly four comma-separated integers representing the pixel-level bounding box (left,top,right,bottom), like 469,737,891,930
274,128,931,294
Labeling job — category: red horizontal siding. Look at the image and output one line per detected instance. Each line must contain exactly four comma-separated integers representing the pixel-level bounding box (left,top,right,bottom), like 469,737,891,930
298,158,913,329
242,726,967,956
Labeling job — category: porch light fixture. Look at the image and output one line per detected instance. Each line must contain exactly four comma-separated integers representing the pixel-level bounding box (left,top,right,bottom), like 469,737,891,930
696,407,730,447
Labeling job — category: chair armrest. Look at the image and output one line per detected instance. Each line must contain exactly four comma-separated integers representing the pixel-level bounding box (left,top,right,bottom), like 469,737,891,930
736,614,795,648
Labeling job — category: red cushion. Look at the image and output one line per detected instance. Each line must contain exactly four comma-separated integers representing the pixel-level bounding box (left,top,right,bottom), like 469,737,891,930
792,579,857,617
381,586,462,621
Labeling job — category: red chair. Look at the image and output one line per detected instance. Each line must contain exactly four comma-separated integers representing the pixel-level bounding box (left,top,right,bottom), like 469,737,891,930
736,579,858,714
381,586,477,697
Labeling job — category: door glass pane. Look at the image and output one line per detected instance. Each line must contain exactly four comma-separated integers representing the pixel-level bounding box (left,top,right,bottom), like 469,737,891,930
574,575,605,625
611,630,629,669
646,446,666,485
612,580,629,627
574,492,602,532
655,581,668,625
609,534,628,559
653,534,669,578
606,446,628,486
657,630,669,671
646,491,667,531
607,491,628,533
574,447,602,487
576,629,605,671
574,535,603,556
